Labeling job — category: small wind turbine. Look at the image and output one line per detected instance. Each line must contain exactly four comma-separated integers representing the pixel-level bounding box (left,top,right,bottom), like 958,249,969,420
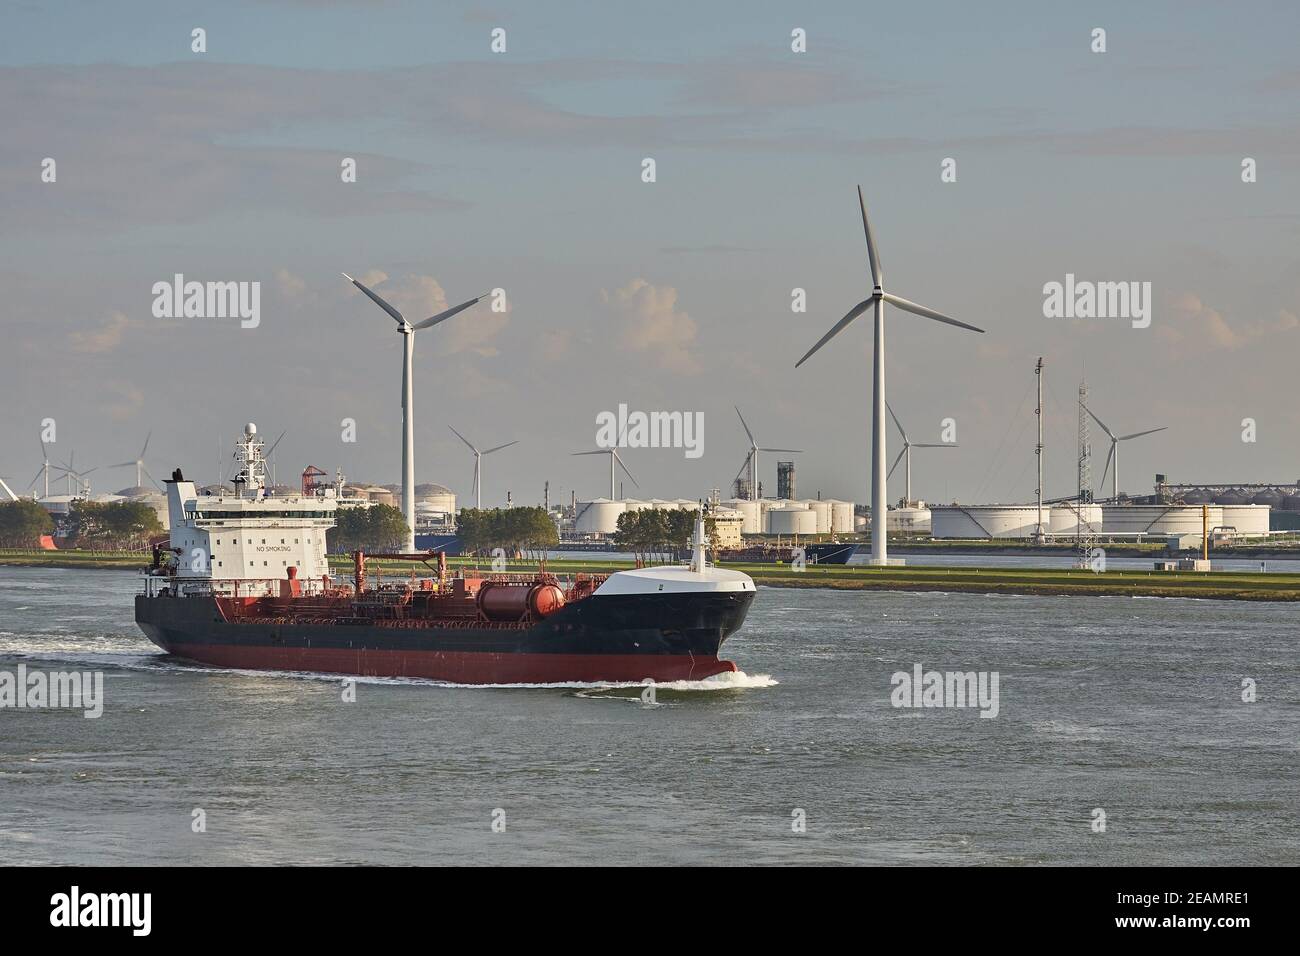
572,449,638,500
448,426,518,509
734,406,800,500
55,452,96,497
343,273,490,551
108,432,159,490
27,437,55,498
886,402,955,505
795,186,984,565
1083,405,1167,501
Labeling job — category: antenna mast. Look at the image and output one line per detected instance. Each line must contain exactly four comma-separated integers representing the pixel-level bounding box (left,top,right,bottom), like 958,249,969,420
1034,357,1046,542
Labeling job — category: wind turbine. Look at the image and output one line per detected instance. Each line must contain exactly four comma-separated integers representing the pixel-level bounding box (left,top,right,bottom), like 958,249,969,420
54,452,96,497
449,426,518,509
734,406,801,500
572,449,638,500
108,432,158,490
27,437,55,498
886,402,955,505
1083,405,1167,501
343,273,490,551
795,186,984,565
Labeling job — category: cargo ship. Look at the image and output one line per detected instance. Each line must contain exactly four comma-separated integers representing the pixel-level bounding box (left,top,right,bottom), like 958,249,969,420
135,425,755,684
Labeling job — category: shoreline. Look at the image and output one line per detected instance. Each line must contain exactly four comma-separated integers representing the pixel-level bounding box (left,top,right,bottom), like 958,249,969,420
5,550,1300,601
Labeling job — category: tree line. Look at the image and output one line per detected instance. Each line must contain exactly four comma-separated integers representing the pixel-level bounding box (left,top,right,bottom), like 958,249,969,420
456,507,559,558
0,499,163,550
0,500,55,548
330,504,411,552
612,508,714,563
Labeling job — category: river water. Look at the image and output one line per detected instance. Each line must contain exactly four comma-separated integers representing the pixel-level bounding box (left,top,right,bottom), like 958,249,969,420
0,566,1295,865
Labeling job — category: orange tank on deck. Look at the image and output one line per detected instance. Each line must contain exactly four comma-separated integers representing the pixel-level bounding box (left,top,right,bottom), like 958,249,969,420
476,581,567,622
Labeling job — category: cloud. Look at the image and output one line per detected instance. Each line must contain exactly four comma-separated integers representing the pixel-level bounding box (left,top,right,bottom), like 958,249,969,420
69,311,132,353
275,268,307,300
538,328,573,362
103,380,145,421
344,272,508,356
602,278,700,374
1160,293,1300,351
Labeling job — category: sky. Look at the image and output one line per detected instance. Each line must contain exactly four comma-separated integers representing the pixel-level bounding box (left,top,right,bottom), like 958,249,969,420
3,0,1299,508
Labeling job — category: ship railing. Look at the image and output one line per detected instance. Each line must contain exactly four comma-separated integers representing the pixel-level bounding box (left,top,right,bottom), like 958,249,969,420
141,575,337,599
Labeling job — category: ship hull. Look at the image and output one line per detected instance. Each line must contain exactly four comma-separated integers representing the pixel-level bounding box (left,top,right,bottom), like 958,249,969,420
135,590,754,684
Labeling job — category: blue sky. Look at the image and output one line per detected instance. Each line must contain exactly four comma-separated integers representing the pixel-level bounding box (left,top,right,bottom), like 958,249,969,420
3,1,1299,506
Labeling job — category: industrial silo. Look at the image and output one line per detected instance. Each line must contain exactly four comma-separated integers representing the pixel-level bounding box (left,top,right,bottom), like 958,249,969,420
723,499,763,534
767,505,817,535
805,499,832,534
574,498,626,534
826,500,855,534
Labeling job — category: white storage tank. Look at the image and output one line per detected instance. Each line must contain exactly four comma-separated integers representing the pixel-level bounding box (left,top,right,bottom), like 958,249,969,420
930,504,1043,539
415,483,457,515
1220,504,1270,536
805,499,833,534
574,498,626,535
1101,504,1223,536
723,499,763,534
1049,502,1103,536
828,500,856,534
621,499,652,513
648,498,679,510
767,505,817,535
888,505,932,533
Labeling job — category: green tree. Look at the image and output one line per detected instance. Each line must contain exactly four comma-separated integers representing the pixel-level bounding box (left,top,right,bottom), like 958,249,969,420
0,500,55,548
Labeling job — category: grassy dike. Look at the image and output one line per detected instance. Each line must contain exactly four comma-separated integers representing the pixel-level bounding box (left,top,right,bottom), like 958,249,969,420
5,550,1300,601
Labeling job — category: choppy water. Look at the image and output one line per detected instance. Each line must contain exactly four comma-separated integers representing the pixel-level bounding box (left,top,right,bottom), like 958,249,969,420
0,566,1295,865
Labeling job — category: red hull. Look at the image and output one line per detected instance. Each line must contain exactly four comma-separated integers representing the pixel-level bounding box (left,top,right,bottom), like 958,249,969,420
167,643,738,684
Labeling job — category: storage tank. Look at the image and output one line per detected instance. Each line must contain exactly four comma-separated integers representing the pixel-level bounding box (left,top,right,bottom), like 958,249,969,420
415,483,457,515
1100,504,1223,535
766,505,817,535
1049,502,1103,535
805,500,833,534
929,505,1042,539
648,498,679,510
723,499,763,534
574,498,626,534
621,499,652,513
1220,504,1270,536
888,506,932,533
828,500,855,534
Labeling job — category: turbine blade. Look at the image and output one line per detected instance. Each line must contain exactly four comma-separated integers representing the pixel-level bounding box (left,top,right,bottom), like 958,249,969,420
759,448,802,454
1098,444,1115,494
912,443,953,448
1118,426,1168,442
265,430,286,459
483,440,518,455
734,406,755,445
140,431,151,459
141,464,162,491
612,450,639,487
342,273,405,325
26,467,45,490
882,293,984,333
734,449,755,484
448,425,478,454
571,450,608,457
108,460,136,469
886,400,906,441
412,293,488,331
794,299,872,368
887,447,906,480
857,186,882,287
1082,404,1115,441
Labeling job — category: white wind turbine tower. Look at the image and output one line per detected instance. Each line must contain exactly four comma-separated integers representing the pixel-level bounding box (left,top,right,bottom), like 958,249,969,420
449,426,518,509
886,402,954,505
572,449,638,500
734,406,801,500
796,186,984,565
28,437,55,498
1083,405,1167,502
108,432,159,490
343,273,490,552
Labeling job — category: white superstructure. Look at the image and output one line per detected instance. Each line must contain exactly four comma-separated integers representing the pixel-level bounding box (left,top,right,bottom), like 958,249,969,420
162,424,337,594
